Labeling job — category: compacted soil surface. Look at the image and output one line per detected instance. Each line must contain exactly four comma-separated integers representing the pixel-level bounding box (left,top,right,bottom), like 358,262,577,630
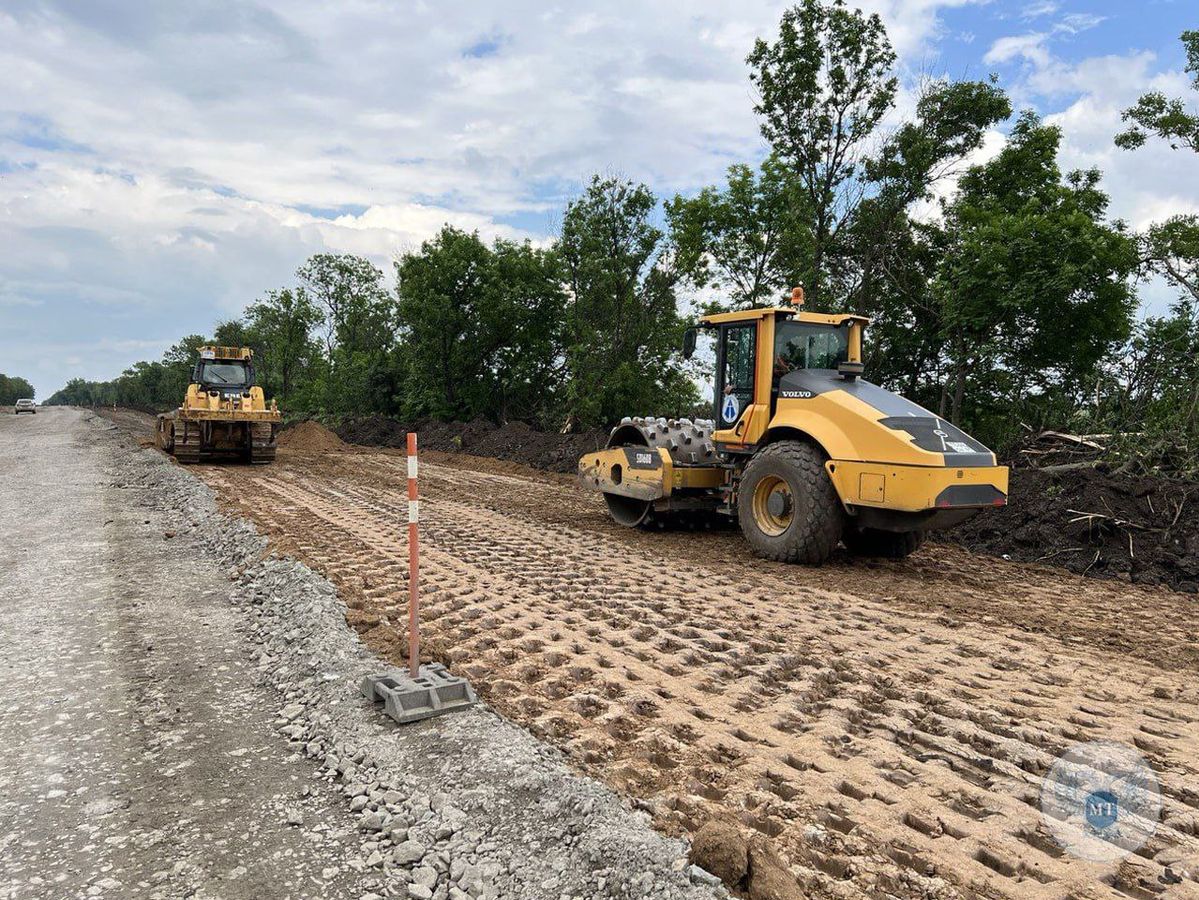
102,411,1199,899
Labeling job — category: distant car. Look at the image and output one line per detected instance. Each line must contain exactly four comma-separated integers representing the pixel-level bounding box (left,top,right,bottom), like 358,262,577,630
14,399,36,414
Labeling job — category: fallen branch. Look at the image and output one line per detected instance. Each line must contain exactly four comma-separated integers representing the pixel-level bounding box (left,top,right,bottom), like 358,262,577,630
1168,491,1191,533
1035,546,1086,562
1037,430,1106,450
1039,460,1103,474
1066,509,1157,533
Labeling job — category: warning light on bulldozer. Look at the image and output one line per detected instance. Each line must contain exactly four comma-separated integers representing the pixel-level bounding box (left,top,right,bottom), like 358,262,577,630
790,284,805,306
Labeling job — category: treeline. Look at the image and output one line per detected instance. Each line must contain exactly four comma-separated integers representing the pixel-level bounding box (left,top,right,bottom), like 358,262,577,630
47,181,700,429
47,5,1199,470
0,374,35,406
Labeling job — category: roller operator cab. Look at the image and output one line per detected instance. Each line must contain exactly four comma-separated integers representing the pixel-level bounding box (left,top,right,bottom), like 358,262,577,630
578,295,1009,563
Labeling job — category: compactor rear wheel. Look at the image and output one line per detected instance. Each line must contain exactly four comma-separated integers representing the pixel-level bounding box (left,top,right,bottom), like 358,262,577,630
737,440,843,564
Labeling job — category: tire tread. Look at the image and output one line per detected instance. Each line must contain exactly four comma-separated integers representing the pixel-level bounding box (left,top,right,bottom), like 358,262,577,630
737,440,843,564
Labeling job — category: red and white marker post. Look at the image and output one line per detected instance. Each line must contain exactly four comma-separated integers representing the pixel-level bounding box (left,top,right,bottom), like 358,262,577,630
406,432,420,678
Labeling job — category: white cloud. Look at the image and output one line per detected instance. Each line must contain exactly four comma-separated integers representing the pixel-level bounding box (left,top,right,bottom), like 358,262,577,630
1054,13,1105,36
0,0,1082,396
1021,1,1059,19
985,33,1051,67
982,32,1199,314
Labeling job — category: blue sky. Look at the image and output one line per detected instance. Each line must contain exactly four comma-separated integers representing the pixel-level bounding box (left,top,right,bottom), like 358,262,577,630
1,0,1196,398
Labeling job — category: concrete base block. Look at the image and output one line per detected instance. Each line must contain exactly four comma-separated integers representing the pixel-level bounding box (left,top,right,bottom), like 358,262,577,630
360,664,477,724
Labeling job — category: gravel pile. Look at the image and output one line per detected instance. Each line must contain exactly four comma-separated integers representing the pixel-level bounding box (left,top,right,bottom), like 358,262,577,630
96,415,723,900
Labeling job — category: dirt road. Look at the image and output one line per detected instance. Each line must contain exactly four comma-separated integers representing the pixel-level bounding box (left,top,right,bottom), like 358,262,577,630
0,408,378,899
175,427,1198,900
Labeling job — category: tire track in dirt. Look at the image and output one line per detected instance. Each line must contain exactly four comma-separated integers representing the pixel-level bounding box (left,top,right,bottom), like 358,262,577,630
199,450,1199,900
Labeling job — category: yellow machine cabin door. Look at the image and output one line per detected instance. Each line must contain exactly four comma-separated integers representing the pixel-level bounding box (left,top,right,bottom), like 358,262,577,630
713,319,771,448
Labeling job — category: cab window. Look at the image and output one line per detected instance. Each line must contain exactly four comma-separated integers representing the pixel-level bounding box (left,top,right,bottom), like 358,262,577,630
773,322,848,378
718,324,756,427
199,362,250,386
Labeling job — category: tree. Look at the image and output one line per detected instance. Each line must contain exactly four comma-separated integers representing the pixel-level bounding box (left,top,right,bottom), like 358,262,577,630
395,227,498,421
0,374,35,405
1115,30,1199,154
747,0,897,306
848,77,1010,398
933,112,1138,437
1116,30,1199,304
296,254,390,358
243,288,323,403
485,239,567,425
667,154,811,310
46,378,98,406
560,175,697,426
395,227,565,425
213,319,253,349
1100,300,1199,473
296,253,395,413
150,334,209,408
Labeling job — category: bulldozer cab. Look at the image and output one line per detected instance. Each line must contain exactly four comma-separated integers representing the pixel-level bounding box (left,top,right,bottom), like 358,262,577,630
687,306,868,450
192,347,255,395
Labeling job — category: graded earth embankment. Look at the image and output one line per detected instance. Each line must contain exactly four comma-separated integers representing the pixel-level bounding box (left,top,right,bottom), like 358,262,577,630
194,435,1199,900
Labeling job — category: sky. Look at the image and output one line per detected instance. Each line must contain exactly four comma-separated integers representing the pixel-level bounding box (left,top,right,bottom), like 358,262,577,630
1,0,1196,398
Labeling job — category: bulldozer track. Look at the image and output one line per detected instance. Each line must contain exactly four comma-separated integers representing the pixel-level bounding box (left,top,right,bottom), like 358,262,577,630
198,449,1199,899
250,422,276,465
172,419,203,464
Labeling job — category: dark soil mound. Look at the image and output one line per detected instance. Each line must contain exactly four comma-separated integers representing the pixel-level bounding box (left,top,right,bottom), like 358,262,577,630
336,416,608,474
948,465,1199,593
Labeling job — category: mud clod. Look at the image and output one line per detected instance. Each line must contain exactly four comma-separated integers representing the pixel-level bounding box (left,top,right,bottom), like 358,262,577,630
337,415,606,473
689,818,748,887
951,464,1199,593
747,840,805,900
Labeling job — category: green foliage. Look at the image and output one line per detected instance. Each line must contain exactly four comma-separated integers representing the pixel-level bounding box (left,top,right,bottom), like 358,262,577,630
666,154,811,310
862,78,1011,209
46,378,108,407
395,226,561,423
1116,31,1199,306
1106,28,1199,472
1099,301,1199,474
747,0,897,305
1115,30,1199,154
1139,215,1199,304
297,253,396,415
933,113,1138,441
0,374,35,405
560,175,698,425
850,77,1011,400
242,288,324,404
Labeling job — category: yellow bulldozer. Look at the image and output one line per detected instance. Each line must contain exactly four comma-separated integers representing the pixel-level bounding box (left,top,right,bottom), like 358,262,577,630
155,346,281,464
579,290,1009,562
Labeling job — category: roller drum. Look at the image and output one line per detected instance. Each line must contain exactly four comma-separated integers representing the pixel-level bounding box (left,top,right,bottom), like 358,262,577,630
603,417,717,527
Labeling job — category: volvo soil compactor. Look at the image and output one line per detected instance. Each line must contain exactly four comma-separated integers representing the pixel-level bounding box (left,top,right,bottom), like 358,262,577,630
579,292,1009,563
155,346,281,464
